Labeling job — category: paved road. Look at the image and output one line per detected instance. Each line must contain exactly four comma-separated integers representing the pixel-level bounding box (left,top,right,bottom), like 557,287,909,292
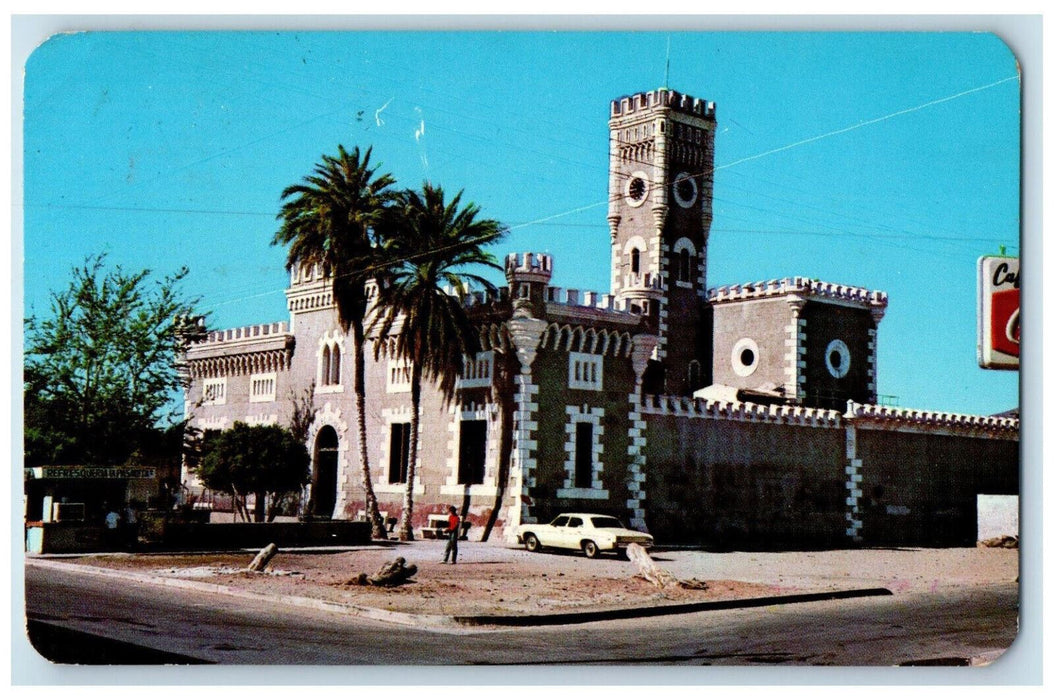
22,560,1018,675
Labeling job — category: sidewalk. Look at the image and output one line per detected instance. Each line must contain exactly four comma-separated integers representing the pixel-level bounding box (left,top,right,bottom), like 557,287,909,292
28,540,1018,628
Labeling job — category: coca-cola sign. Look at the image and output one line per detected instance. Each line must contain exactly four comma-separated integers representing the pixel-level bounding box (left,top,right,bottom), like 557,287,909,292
978,256,1020,370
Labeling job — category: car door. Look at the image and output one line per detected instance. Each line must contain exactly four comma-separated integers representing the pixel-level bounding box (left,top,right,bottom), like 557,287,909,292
544,516,570,548
564,516,585,549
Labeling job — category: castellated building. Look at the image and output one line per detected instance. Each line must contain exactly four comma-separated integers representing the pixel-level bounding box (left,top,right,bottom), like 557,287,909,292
183,88,1018,547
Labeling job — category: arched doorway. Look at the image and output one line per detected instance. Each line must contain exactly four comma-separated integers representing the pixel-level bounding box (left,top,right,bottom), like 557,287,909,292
312,426,339,518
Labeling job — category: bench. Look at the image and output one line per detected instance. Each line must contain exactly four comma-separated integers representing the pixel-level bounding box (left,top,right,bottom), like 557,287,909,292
422,513,472,540
421,514,449,539
355,510,396,533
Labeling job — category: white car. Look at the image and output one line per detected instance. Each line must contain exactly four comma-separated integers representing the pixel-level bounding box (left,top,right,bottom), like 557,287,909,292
515,512,654,558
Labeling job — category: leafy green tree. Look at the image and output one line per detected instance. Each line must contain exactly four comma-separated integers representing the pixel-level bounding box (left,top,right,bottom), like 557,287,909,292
196,422,310,522
24,254,201,466
372,183,505,540
273,145,394,538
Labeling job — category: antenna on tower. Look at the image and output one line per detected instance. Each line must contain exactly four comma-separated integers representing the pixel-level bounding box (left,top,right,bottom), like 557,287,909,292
662,35,671,89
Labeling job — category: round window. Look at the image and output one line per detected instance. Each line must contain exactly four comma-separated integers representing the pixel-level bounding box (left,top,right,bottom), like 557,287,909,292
731,338,760,377
672,171,698,208
629,178,646,200
825,339,851,378
624,171,649,207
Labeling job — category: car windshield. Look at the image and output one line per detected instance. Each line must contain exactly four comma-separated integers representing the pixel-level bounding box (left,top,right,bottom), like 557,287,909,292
589,516,625,529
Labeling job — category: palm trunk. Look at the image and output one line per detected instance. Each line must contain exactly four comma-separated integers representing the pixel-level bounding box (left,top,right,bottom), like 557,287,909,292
351,319,387,540
396,361,423,541
481,349,516,541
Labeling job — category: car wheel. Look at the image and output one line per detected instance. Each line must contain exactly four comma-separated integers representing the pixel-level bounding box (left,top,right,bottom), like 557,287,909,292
524,533,540,552
582,540,599,558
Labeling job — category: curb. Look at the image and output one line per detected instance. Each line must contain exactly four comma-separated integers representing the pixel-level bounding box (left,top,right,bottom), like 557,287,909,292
26,558,892,631
453,588,894,627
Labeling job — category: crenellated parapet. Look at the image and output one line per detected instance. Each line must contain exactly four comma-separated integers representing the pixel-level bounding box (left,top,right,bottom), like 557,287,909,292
708,276,888,311
196,322,290,345
288,261,330,286
455,286,509,309
186,321,294,378
504,252,553,285
610,88,717,121
546,287,616,310
641,393,843,428
543,286,649,329
618,271,664,293
844,400,1019,439
286,261,335,313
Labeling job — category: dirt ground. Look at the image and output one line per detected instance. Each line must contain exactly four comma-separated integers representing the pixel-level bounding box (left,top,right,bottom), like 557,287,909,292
65,540,1018,618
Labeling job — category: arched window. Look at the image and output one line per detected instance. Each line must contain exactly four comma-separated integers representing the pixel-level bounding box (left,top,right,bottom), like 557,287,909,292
631,248,641,275
329,346,341,385
320,346,331,386
679,249,692,283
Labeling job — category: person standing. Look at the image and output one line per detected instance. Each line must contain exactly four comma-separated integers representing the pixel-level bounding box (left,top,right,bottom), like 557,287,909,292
102,503,121,550
442,505,460,564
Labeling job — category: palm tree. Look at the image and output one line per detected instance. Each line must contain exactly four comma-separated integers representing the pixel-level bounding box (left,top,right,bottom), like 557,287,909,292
371,183,506,541
273,145,394,540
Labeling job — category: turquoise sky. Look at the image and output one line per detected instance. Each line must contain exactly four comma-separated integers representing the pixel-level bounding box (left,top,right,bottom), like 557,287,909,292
21,30,1021,416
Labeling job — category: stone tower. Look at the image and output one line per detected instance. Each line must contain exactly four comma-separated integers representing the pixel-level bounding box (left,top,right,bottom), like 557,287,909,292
608,88,716,395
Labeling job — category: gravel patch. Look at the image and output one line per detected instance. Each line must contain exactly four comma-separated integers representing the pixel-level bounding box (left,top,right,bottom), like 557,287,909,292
65,541,1018,618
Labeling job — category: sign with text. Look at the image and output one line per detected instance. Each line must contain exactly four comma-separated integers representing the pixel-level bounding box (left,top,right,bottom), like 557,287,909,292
978,256,1020,369
24,466,157,480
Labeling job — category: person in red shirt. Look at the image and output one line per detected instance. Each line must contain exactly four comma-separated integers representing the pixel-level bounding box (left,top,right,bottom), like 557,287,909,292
442,505,460,564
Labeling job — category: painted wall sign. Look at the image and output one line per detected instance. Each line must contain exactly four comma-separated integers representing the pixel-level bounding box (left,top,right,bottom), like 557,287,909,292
24,467,157,480
978,256,1020,370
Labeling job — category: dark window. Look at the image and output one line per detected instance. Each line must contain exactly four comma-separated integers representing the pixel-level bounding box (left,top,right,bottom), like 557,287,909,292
551,516,570,527
574,422,593,488
320,346,331,385
388,422,411,483
740,348,756,367
457,420,487,485
329,346,341,385
676,177,694,203
567,517,583,528
628,178,646,202
679,249,691,282
630,248,640,274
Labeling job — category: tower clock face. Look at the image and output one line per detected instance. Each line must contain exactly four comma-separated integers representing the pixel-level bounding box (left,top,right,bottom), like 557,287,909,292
624,171,649,207
672,172,697,208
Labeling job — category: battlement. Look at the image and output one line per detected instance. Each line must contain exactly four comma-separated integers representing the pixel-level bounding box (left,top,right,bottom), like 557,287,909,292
618,272,664,294
641,393,843,428
504,252,553,284
708,276,888,309
638,394,1019,438
289,261,331,286
844,400,1019,437
545,286,619,311
446,286,509,308
196,322,290,345
610,88,716,121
